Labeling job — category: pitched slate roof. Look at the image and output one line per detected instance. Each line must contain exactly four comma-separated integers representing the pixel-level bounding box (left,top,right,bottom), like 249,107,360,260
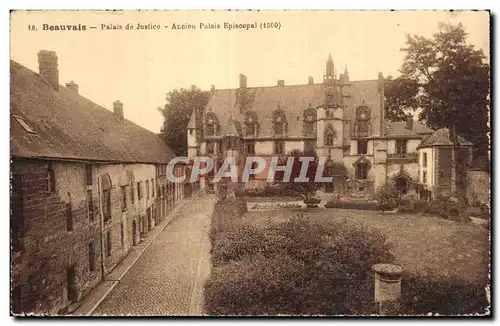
10,60,175,164
205,80,381,138
417,128,474,149
385,120,434,138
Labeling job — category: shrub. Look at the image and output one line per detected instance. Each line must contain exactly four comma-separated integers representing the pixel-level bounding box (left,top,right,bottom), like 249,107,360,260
400,275,489,315
212,226,271,266
205,254,306,315
325,200,378,211
304,197,321,208
375,184,401,206
206,217,394,315
412,199,431,214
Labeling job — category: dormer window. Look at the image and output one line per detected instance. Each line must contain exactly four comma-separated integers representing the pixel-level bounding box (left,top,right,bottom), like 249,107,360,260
273,108,287,137
205,112,219,137
355,106,371,137
303,107,316,136
245,111,258,137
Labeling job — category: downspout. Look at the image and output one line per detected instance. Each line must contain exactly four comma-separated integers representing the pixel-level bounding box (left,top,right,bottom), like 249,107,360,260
96,165,105,280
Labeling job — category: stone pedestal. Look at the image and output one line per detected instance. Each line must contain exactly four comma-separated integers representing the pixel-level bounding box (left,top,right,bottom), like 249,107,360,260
372,263,403,315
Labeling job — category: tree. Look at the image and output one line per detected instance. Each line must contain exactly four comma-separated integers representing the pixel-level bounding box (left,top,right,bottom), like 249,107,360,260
399,22,490,196
384,76,420,121
158,86,209,155
280,149,319,202
400,22,490,159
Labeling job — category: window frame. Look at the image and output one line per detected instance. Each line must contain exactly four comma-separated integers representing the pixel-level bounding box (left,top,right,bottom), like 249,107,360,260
121,185,127,211
103,189,111,222
396,139,408,156
87,189,94,222
355,163,369,180
246,141,256,155
274,140,285,155
89,242,95,272
357,140,368,155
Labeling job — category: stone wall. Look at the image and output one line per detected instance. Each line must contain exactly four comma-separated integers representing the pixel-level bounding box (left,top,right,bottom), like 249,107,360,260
467,170,490,205
10,159,185,315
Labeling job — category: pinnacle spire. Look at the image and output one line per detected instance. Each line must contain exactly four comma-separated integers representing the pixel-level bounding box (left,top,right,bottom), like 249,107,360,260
325,53,335,79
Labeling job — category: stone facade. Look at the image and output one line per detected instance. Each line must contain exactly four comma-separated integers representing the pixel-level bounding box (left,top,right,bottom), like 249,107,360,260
187,55,434,198
11,159,185,315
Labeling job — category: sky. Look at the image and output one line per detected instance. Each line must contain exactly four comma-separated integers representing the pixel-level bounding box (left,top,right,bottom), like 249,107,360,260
10,10,490,133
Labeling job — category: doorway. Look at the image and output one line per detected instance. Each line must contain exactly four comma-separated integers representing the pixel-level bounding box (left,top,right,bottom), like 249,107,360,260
132,220,137,246
66,265,77,303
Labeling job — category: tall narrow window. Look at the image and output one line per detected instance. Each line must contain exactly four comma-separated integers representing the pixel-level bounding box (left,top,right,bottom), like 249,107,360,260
101,174,112,221
66,202,73,231
146,180,150,199
275,140,285,155
120,223,124,247
88,242,95,272
85,164,93,185
324,124,335,146
356,106,370,137
121,186,127,211
423,152,428,167
151,179,155,197
87,189,94,222
303,106,316,136
205,112,219,137
246,141,256,155
46,163,56,192
355,163,369,180
106,231,112,257
422,171,428,184
130,182,135,204
273,108,287,137
103,189,111,221
137,182,142,200
396,140,407,156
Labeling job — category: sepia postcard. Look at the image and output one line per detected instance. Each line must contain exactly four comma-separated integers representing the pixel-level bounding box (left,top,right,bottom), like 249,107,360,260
9,10,491,317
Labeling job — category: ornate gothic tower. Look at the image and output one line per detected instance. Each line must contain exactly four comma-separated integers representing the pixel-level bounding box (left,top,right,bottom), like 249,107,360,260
317,54,344,160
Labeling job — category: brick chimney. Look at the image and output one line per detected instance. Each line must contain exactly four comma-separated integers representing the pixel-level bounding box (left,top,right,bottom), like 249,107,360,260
406,116,413,130
239,74,247,89
277,79,285,87
113,101,124,121
37,50,59,91
308,76,314,85
65,81,79,93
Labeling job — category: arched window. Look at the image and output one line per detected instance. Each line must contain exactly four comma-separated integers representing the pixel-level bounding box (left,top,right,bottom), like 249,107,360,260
324,123,335,146
273,108,287,136
356,106,370,137
303,107,316,136
204,112,219,137
245,111,258,137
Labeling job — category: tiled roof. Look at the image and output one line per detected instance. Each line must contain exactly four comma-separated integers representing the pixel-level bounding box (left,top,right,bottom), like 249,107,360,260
417,128,474,148
204,79,381,138
385,121,434,138
10,60,175,164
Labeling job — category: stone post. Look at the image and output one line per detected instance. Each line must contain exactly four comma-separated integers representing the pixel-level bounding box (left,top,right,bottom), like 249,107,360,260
372,263,403,315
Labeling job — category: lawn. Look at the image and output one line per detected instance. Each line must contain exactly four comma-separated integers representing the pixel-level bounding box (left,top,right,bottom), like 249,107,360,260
235,208,490,283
